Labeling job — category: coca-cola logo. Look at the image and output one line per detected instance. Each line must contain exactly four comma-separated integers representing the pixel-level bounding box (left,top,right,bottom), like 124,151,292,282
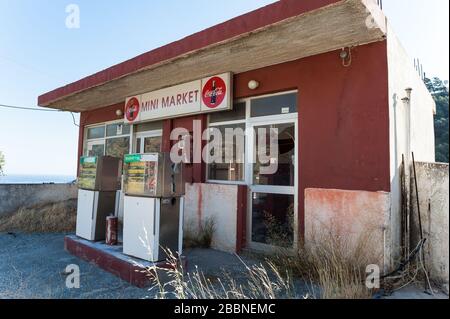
202,76,226,109
125,97,140,122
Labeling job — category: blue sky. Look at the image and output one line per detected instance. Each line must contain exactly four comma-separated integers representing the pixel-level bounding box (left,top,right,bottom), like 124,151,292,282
0,0,448,176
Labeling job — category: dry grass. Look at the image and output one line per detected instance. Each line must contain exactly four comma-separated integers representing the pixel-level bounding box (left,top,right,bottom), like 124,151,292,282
383,239,438,295
0,199,77,233
142,226,380,299
183,217,216,249
138,250,297,299
268,232,378,299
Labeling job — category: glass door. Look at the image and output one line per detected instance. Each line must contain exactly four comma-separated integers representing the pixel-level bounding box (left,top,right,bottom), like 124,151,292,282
247,117,298,251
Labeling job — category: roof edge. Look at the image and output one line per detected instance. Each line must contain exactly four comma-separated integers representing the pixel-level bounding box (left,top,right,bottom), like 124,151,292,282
38,0,341,107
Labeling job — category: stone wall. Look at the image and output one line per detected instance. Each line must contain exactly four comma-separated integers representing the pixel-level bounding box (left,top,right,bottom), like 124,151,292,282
410,162,449,293
0,183,78,215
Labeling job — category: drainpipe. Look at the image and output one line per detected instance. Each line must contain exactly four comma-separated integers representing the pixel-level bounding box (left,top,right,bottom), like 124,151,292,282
402,88,413,163
401,88,413,263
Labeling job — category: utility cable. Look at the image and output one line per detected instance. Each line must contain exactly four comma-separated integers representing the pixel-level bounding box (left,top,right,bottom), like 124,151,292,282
0,103,80,127
0,103,60,112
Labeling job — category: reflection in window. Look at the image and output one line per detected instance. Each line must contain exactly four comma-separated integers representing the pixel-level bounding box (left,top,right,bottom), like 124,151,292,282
144,136,162,153
207,123,245,182
87,126,105,139
88,144,105,157
106,137,130,159
253,123,295,186
106,123,130,137
252,193,294,247
136,138,142,154
250,93,297,117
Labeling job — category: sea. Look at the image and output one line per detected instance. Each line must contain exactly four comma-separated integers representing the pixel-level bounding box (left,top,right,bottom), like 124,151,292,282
0,174,76,184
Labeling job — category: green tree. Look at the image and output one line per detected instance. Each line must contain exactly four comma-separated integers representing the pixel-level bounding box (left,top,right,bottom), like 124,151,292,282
0,151,4,175
425,77,449,163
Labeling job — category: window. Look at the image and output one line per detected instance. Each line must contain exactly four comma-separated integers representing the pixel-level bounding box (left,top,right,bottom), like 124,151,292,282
106,123,130,137
207,103,246,182
135,128,163,154
251,193,294,247
106,137,130,158
87,143,105,157
207,123,245,181
207,92,297,183
250,93,297,117
135,121,163,133
143,136,162,153
84,122,130,159
87,126,105,139
253,122,295,186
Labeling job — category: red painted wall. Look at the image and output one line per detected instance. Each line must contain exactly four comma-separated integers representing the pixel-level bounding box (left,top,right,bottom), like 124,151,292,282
234,41,390,239
162,115,207,184
78,40,390,241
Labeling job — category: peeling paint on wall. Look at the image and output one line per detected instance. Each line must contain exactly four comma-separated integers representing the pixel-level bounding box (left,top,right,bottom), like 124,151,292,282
305,188,391,271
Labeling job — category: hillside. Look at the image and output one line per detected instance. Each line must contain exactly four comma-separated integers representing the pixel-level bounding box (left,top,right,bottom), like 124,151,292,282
426,77,449,163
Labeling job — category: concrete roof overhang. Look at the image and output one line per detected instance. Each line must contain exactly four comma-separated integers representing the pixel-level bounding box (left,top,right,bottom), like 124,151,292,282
38,0,387,112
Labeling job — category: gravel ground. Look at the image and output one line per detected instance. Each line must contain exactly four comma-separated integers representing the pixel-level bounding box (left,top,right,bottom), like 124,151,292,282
0,233,147,299
1,233,446,299
0,233,311,299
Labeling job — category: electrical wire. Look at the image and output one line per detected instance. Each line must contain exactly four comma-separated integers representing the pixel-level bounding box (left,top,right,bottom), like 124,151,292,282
0,103,60,112
342,47,352,67
0,103,80,127
70,112,80,127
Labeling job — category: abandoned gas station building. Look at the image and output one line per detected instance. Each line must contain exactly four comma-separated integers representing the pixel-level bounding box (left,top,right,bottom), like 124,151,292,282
38,0,436,275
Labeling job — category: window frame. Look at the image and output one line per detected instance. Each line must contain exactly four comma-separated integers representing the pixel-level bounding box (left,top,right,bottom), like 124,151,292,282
84,120,131,157
134,129,163,154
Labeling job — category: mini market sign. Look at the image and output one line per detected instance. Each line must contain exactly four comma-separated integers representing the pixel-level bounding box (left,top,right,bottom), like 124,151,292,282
125,73,232,124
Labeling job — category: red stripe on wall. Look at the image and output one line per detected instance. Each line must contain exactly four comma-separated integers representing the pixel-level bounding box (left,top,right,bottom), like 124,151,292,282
236,185,248,253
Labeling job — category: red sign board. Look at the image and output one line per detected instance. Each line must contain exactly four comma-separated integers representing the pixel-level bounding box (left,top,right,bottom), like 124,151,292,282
202,76,227,109
125,97,140,122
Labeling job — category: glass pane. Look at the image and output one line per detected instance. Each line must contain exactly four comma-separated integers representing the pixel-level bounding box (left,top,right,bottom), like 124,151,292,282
252,193,294,247
136,138,141,154
251,93,297,117
106,123,130,137
144,136,162,153
207,123,245,181
106,137,130,158
135,121,163,133
87,126,105,139
88,144,105,157
209,102,246,123
253,122,295,186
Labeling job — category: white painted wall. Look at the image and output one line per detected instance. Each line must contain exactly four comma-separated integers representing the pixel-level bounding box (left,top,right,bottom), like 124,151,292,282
387,22,436,269
184,183,238,253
